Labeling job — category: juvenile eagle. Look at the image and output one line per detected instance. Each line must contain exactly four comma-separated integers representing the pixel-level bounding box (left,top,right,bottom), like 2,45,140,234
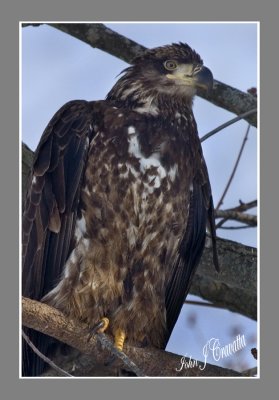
22,42,219,376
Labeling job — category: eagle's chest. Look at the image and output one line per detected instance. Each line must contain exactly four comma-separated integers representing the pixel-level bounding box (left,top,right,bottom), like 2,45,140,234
65,122,186,323
48,113,196,343
80,119,191,250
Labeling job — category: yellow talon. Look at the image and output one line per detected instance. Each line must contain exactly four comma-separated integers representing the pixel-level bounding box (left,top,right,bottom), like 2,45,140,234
114,328,126,351
97,317,110,333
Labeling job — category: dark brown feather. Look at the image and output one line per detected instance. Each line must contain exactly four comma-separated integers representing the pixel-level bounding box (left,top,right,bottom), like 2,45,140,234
22,100,97,376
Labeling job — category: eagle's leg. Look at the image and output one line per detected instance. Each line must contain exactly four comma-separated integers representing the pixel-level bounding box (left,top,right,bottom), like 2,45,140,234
114,328,126,352
103,328,127,368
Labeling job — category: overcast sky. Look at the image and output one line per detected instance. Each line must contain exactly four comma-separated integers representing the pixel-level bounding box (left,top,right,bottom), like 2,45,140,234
21,22,258,373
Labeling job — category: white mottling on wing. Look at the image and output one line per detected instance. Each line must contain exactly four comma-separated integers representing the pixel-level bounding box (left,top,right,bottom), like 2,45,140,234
129,165,139,177
74,226,82,242
164,203,173,213
128,134,141,159
128,126,136,135
189,183,193,192
142,232,158,252
69,250,77,265
84,186,90,196
63,253,76,278
77,216,86,234
74,216,87,242
91,279,99,290
143,269,149,278
127,300,135,311
168,164,178,182
32,176,37,185
147,175,161,190
127,134,170,194
175,111,182,124
127,224,138,247
118,113,123,117
82,238,90,251
140,152,162,172
46,280,63,297
128,135,164,175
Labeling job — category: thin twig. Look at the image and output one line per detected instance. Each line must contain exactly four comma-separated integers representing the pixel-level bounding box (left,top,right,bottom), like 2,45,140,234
184,299,228,309
215,200,257,229
200,108,256,142
215,210,257,227
218,225,254,230
216,123,252,210
226,199,257,212
22,330,73,377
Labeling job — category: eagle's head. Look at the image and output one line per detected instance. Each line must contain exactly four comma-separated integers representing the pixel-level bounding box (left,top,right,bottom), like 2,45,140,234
107,42,213,112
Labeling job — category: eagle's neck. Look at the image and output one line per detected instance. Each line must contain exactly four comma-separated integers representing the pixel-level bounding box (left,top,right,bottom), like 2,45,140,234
106,73,194,118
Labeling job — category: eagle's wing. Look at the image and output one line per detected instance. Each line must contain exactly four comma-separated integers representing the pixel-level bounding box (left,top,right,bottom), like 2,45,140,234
165,148,219,343
22,100,96,376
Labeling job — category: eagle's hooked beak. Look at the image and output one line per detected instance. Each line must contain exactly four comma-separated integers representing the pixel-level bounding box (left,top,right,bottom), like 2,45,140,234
193,66,213,93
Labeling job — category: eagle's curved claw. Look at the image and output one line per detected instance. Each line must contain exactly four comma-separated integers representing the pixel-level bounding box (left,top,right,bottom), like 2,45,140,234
96,317,110,333
88,317,110,342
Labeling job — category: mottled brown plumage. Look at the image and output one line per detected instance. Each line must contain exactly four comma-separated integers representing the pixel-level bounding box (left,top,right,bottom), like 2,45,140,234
22,42,218,376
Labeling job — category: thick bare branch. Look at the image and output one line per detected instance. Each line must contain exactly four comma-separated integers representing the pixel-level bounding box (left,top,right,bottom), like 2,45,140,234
23,23,257,127
199,80,257,127
22,297,242,377
193,237,257,320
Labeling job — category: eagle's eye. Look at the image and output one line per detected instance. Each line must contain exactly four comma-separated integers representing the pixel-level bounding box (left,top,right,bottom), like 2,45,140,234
163,60,178,71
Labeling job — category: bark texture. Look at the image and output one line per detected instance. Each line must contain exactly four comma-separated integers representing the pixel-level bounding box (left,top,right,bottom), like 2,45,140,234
22,297,243,377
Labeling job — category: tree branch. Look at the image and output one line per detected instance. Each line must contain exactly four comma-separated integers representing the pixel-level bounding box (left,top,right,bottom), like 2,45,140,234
215,209,257,227
22,297,242,377
215,200,257,229
22,22,257,127
194,237,257,320
229,199,257,212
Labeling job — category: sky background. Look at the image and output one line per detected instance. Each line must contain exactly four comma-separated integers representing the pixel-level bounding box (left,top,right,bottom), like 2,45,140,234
21,22,258,373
